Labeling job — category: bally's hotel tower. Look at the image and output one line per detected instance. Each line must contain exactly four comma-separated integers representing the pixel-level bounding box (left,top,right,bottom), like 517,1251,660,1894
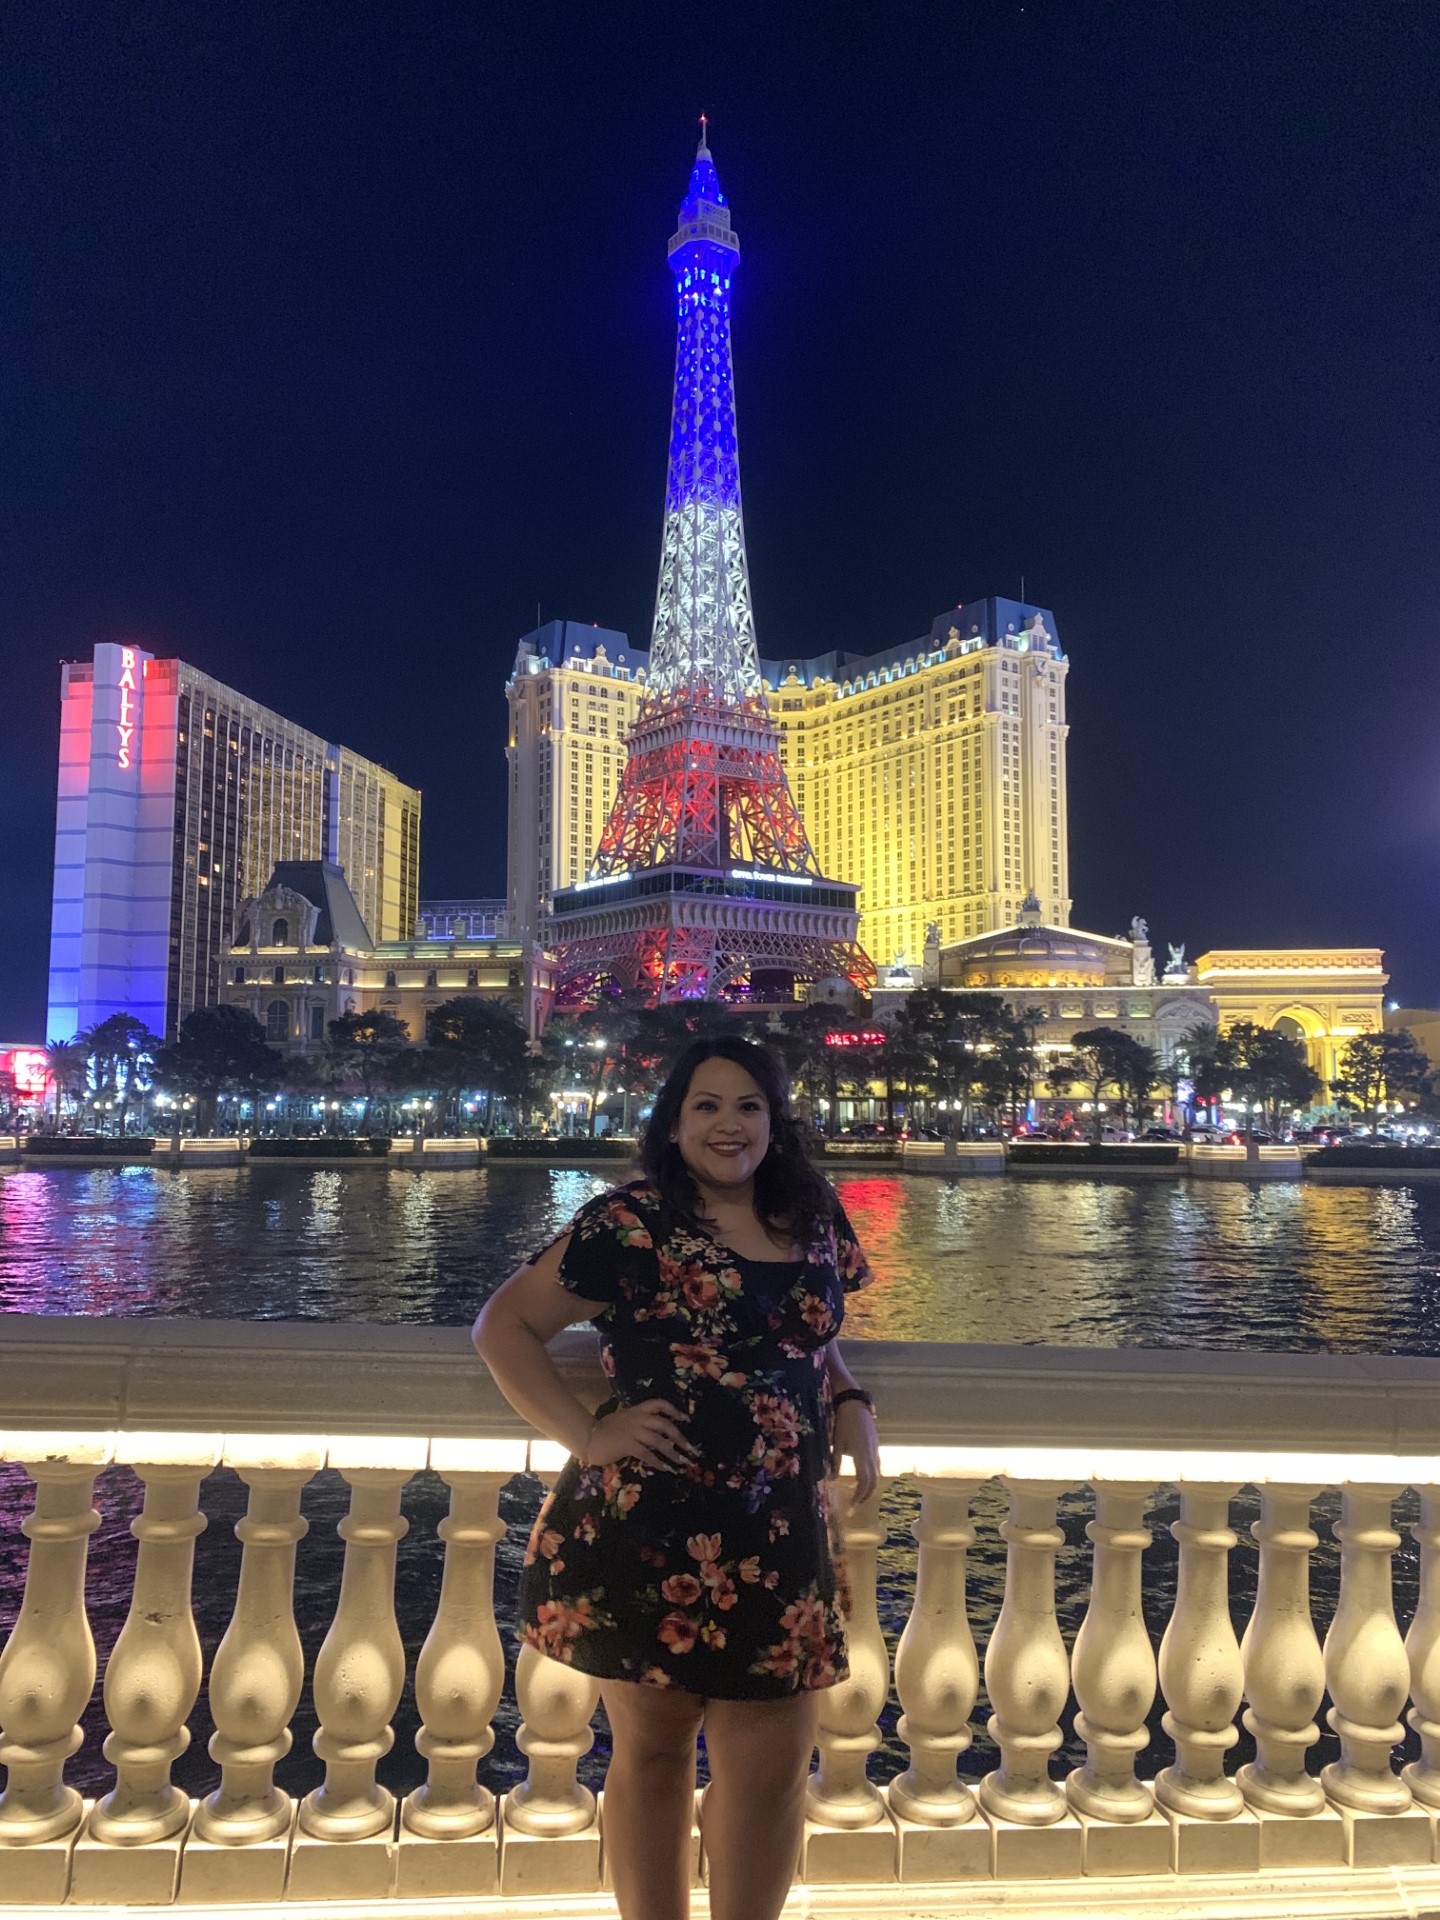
47,643,421,1043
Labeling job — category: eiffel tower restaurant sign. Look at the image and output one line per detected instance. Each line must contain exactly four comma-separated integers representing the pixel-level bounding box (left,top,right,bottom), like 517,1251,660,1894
549,132,873,1007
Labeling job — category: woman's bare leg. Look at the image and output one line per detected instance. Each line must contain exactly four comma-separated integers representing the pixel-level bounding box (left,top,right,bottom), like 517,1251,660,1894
701,1692,820,1920
599,1680,705,1920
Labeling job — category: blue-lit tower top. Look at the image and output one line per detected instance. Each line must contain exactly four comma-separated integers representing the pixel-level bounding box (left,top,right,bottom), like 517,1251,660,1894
647,125,762,703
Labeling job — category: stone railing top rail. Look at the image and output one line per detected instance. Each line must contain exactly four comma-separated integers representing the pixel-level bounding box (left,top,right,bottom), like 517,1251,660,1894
1,1317,1440,1468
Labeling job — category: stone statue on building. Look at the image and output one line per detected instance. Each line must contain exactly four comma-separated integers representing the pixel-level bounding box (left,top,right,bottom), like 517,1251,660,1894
1129,915,1156,986
1165,942,1188,977
922,923,941,985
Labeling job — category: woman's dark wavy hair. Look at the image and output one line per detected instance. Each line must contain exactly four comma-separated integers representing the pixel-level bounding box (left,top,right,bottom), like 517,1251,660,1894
639,1034,835,1247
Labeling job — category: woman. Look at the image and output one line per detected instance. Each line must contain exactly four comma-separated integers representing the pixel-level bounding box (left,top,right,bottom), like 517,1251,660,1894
474,1034,879,1920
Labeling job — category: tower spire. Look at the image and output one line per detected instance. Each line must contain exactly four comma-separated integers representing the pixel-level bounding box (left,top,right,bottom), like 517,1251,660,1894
647,126,753,703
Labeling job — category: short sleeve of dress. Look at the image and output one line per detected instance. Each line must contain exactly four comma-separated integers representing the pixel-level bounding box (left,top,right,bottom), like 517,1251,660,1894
832,1200,876,1294
536,1186,658,1313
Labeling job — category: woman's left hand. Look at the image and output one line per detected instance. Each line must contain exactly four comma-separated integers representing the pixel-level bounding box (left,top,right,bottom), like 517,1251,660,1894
830,1398,880,1506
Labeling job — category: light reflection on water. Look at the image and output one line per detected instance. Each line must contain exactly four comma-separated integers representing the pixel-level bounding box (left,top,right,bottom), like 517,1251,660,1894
2,1162,1437,1797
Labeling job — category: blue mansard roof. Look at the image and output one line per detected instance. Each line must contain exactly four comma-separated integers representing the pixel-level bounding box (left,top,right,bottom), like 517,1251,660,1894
510,597,1064,691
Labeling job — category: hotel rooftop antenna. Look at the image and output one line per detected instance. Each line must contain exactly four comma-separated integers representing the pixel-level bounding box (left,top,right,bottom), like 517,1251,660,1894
548,128,871,1004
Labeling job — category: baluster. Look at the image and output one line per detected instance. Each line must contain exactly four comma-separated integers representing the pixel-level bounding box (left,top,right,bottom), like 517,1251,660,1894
500,1453,602,1897
290,1446,420,1900
887,1469,991,1883
978,1477,1072,1828
181,1444,320,1904
505,1645,600,1836
1155,1481,1244,1819
804,1476,893,1878
1155,1479,1257,1873
1067,1478,1157,1823
1405,1483,1440,1808
1320,1478,1431,1865
404,1464,511,1838
397,1440,524,1899
1238,1479,1327,1815
1322,1481,1411,1814
86,1449,212,1846
0,1445,106,1887
889,1475,982,1827
71,1444,213,1903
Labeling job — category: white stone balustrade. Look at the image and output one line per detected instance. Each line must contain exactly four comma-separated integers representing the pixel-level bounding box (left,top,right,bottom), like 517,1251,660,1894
5,1323,1440,1912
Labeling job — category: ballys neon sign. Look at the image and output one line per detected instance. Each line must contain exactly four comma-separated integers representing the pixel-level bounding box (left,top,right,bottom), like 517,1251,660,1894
117,648,138,768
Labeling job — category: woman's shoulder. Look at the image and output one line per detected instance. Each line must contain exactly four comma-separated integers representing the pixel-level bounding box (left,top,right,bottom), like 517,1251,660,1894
572,1178,663,1242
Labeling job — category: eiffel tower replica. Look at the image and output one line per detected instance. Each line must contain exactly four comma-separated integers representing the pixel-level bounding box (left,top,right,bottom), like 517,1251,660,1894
550,127,873,1004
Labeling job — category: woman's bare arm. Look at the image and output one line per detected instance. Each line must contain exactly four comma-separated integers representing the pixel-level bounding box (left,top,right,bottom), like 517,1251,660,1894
472,1236,604,1458
473,1238,697,1471
824,1337,879,1502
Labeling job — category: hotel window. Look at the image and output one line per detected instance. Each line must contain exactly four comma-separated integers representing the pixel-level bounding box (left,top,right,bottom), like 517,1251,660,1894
467,968,479,988
233,965,246,985
309,1006,326,1041
272,966,284,986
426,970,438,988
385,970,397,989
265,1000,289,1043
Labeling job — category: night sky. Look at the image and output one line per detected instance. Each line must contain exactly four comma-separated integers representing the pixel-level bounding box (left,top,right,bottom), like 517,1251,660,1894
5,1,1438,1036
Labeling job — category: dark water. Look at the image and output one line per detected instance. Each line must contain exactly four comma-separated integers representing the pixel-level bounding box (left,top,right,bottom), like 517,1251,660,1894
2,1162,1438,1799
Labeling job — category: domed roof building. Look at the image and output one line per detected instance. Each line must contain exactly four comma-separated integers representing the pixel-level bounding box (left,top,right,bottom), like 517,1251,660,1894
869,891,1389,1117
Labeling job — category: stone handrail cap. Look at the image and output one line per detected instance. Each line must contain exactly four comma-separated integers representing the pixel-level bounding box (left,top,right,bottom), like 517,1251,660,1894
0,1429,115,1467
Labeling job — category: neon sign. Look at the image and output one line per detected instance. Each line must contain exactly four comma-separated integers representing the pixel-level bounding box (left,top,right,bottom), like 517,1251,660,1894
824,1031,887,1048
117,647,138,769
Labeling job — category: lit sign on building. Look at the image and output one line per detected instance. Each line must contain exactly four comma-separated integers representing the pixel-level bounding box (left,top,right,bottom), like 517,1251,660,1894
117,648,139,768
824,1030,887,1048
1,1049,50,1097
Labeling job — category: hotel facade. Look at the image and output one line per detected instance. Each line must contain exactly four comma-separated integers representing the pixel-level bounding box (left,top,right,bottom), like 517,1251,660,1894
47,643,421,1043
217,863,551,1050
506,596,1070,964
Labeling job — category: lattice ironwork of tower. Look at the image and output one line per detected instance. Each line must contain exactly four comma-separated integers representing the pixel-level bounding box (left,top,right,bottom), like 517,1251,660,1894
549,131,874,1006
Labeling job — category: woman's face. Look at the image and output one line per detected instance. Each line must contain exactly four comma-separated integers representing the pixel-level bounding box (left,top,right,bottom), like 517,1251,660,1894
671,1055,773,1194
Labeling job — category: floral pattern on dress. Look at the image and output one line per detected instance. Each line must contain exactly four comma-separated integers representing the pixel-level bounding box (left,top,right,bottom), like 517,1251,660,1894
515,1179,874,1698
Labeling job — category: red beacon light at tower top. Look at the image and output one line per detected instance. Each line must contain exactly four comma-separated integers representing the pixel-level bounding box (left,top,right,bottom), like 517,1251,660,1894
824,1030,887,1048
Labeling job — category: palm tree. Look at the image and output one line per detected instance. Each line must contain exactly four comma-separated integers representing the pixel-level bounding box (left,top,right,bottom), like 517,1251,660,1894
44,1040,89,1130
79,1014,160,1135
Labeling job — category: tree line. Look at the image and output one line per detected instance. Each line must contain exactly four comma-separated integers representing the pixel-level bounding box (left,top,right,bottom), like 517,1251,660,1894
25,994,1437,1139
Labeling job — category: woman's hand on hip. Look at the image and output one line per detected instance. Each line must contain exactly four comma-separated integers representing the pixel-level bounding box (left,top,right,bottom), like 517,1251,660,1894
830,1400,880,1506
587,1400,699,1473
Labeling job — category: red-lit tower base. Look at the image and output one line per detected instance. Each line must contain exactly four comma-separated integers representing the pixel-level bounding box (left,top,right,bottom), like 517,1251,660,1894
551,692,872,1004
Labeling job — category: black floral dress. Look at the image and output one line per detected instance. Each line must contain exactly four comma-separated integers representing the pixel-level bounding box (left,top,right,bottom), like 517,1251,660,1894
516,1179,875,1699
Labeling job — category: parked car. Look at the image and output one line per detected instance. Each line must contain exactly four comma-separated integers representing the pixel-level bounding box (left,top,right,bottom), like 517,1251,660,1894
1141,1125,1181,1141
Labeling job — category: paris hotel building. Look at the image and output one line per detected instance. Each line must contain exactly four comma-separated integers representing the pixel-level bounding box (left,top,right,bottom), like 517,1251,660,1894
506,598,1071,963
47,643,421,1042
